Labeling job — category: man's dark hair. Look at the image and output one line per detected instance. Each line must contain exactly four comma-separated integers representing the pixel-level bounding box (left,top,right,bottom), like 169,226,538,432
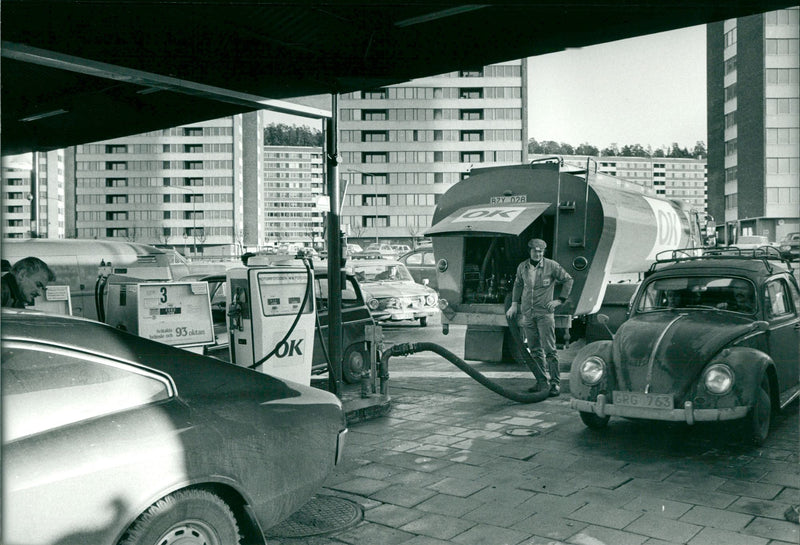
11,256,56,281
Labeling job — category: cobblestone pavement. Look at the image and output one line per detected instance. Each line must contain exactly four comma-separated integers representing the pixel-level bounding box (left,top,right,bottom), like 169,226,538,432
271,323,799,545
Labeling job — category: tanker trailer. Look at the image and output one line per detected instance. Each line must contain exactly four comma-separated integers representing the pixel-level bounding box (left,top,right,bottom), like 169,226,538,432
426,158,712,363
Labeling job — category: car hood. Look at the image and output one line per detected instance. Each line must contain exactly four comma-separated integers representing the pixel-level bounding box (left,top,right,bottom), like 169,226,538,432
612,311,756,396
361,281,433,299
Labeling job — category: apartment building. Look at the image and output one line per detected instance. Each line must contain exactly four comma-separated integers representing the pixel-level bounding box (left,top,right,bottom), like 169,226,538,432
338,60,527,245
707,7,800,243
66,114,267,256
263,146,325,246
1,151,66,239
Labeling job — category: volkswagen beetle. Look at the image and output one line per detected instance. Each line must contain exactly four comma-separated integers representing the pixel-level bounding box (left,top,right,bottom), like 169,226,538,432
569,251,800,445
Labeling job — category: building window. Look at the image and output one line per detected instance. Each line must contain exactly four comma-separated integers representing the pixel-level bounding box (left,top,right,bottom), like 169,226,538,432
766,39,800,55
460,130,483,142
766,68,800,85
105,161,127,171
184,161,203,170
459,69,483,77
459,88,483,99
105,195,128,204
724,27,737,48
184,177,203,186
362,131,388,142
460,152,484,163
724,57,737,75
105,178,127,187
184,144,203,153
106,211,128,221
185,211,204,220
106,228,128,238
725,193,738,209
183,127,203,136
105,144,127,154
362,110,387,121
459,109,483,120
185,227,204,237
766,9,799,26
184,194,203,204
362,152,388,163
724,84,737,102
725,139,738,156
766,97,800,115
362,89,387,99
163,211,171,219
725,167,738,182
724,112,737,129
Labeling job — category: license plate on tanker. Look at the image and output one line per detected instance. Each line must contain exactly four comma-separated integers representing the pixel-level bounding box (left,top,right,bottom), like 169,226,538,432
490,195,527,204
613,391,673,409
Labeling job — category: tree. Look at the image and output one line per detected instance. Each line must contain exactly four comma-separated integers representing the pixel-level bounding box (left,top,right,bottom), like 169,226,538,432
667,142,691,158
692,140,707,159
575,143,599,156
264,123,323,146
601,143,620,157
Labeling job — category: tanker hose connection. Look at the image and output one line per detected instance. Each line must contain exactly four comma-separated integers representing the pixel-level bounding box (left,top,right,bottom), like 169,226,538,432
380,342,550,404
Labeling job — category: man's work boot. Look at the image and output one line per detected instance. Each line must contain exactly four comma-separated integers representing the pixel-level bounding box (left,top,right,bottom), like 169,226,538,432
528,380,549,393
549,383,560,397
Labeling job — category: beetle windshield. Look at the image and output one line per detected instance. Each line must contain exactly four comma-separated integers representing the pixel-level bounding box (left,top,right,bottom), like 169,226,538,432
638,276,756,314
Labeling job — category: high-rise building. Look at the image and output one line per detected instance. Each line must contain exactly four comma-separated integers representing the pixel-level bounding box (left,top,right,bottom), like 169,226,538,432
338,60,527,246
2,151,66,239
65,114,269,256
263,146,325,246
707,7,800,243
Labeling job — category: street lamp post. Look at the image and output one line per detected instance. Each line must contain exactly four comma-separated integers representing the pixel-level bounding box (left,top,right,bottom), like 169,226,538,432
347,168,379,243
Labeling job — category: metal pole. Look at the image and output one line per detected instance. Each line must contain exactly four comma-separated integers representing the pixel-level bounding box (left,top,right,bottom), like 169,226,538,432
373,174,379,243
326,94,343,396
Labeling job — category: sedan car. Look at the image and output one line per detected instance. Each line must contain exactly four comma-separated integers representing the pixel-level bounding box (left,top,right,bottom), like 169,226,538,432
398,247,438,290
570,253,800,445
352,259,439,326
779,232,800,261
2,309,347,545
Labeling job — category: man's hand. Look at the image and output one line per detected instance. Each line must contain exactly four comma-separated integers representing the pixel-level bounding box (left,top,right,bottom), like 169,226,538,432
546,299,562,313
506,302,518,320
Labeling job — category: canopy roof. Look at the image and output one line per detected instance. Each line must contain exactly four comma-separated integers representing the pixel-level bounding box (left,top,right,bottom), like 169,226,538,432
2,0,793,155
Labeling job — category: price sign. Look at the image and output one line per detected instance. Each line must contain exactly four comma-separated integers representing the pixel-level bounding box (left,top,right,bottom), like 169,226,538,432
137,282,214,347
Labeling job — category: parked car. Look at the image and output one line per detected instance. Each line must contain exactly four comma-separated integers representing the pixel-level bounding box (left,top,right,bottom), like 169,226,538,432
363,242,397,258
313,268,378,383
779,232,800,261
351,259,439,326
731,235,777,250
2,309,347,545
346,243,364,256
391,244,411,255
570,252,799,445
398,247,438,290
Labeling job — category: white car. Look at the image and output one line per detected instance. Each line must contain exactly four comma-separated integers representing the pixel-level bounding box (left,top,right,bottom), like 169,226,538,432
352,259,439,326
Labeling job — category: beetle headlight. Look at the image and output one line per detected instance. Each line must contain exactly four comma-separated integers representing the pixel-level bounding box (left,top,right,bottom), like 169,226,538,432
579,356,606,385
367,298,380,310
704,364,734,395
425,294,437,306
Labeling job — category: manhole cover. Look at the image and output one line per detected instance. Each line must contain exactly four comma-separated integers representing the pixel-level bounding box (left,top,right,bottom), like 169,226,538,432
264,495,363,538
506,428,541,436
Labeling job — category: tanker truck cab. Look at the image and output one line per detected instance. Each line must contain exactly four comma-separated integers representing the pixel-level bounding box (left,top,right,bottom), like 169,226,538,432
427,159,713,363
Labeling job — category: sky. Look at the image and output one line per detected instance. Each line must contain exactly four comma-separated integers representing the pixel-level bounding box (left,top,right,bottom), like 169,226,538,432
247,24,710,153
527,24,708,151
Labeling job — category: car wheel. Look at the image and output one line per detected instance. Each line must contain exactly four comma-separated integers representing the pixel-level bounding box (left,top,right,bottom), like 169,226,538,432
579,411,610,430
119,489,240,545
419,316,428,327
342,345,368,384
745,374,772,446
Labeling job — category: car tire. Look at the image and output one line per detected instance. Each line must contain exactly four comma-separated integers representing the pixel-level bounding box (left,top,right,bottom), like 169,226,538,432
342,345,368,384
119,489,240,545
579,411,610,430
745,374,772,446
419,317,428,327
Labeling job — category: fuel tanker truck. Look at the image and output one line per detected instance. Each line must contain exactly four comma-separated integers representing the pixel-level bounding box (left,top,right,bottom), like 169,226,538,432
426,158,715,364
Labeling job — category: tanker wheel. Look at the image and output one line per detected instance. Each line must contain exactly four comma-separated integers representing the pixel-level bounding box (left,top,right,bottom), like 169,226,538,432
342,345,368,384
579,411,610,430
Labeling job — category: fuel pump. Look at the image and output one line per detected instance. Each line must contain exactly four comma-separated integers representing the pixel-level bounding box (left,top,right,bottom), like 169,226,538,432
226,259,317,386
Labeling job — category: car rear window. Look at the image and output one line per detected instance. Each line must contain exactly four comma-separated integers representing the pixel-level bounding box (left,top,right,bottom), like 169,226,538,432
2,344,170,441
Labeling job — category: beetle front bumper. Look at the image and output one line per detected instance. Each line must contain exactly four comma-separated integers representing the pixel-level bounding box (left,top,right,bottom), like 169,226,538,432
571,394,749,425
